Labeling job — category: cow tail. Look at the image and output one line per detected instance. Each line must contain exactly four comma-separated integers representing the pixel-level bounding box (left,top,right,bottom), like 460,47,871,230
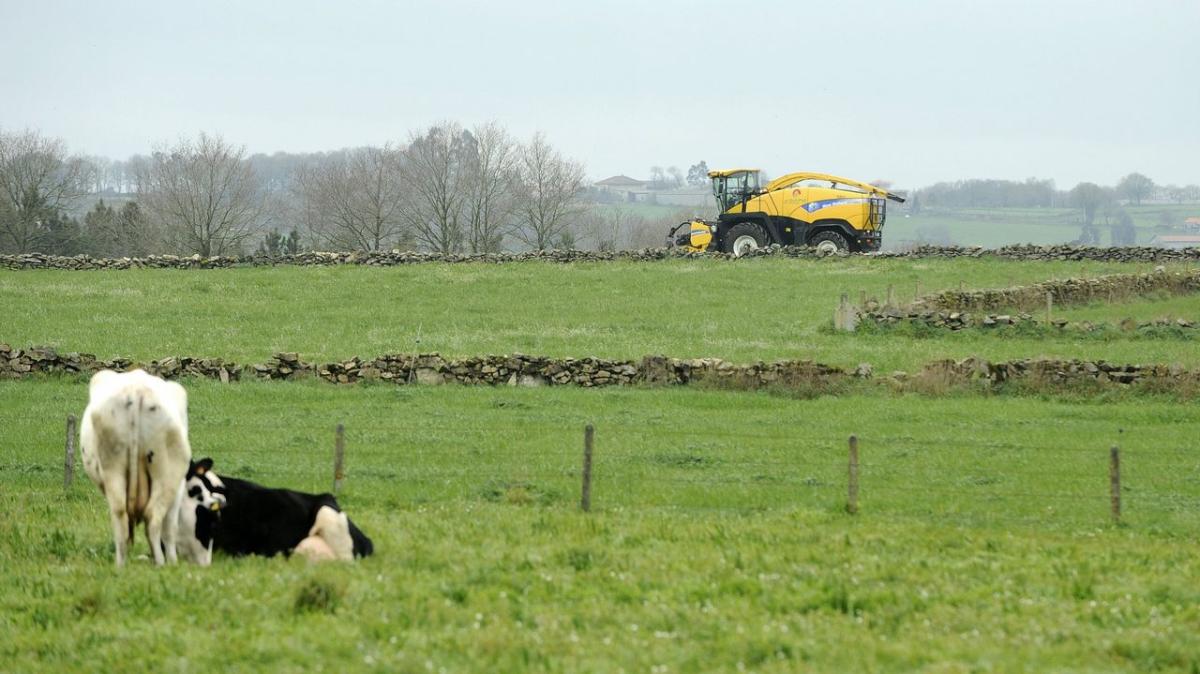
126,390,152,540
125,392,138,540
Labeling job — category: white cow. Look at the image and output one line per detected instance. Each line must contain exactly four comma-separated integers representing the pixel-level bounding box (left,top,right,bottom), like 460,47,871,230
80,369,191,567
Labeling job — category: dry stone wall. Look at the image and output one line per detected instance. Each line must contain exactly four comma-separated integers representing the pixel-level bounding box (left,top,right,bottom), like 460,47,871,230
871,244,1200,263
908,268,1200,314
916,357,1194,387
3,244,1199,271
852,269,1200,332
862,309,1196,334
2,343,1195,394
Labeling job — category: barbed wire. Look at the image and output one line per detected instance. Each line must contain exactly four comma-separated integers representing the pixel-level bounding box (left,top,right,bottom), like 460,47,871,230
13,413,1190,455
9,410,1200,527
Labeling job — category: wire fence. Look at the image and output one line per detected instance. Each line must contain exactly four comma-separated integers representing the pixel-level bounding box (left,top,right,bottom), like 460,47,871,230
15,409,1198,534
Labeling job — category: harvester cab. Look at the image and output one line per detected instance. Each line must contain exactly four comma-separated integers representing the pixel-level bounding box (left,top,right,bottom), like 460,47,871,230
667,168,905,255
711,169,761,212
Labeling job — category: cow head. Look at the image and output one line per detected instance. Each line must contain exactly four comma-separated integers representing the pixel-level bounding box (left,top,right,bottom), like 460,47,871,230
177,458,227,565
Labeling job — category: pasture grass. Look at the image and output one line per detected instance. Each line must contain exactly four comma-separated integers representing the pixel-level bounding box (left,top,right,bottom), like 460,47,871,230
2,378,1200,672
1054,292,1200,325
888,203,1199,248
3,257,1198,372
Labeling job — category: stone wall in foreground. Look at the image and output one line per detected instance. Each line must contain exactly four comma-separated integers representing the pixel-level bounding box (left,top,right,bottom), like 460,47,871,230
2,344,1195,393
3,243,1199,270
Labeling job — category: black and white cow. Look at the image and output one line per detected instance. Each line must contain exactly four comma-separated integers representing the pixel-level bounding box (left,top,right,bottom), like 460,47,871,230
175,460,227,566
181,458,373,561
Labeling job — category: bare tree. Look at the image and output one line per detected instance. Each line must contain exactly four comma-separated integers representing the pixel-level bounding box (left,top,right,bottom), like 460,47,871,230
136,133,267,256
124,154,150,194
1070,182,1110,245
401,122,470,254
83,200,158,257
512,133,585,250
1117,172,1154,206
579,205,646,251
1109,207,1137,246
462,123,517,254
648,165,667,190
666,166,684,189
295,145,409,251
0,128,91,253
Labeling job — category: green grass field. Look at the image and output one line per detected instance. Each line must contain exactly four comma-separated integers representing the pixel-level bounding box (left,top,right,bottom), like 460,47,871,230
3,257,1198,372
886,204,1200,248
1055,293,1199,325
4,257,1200,672
3,379,1200,672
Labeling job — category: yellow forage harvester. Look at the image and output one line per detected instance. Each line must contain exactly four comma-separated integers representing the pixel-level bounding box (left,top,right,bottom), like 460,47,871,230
668,170,905,255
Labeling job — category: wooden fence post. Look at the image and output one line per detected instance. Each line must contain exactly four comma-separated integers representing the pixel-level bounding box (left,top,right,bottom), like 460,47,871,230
581,424,594,512
1110,445,1120,524
859,289,867,307
959,280,965,292
64,414,77,489
333,423,345,495
835,293,859,332
886,284,896,308
1045,292,1053,324
915,278,922,299
847,435,859,515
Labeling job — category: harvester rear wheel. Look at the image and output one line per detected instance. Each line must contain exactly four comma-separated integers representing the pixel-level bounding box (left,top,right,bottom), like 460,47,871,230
722,222,766,257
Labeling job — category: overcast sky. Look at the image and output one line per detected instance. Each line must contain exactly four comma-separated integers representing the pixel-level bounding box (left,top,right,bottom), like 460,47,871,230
2,0,1197,189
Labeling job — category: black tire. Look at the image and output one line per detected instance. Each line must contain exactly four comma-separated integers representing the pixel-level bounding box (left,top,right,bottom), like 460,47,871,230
808,230,850,255
721,222,767,256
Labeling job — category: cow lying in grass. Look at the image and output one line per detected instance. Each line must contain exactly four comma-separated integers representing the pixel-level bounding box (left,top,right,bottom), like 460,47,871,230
182,458,373,561
80,369,192,567
175,459,227,566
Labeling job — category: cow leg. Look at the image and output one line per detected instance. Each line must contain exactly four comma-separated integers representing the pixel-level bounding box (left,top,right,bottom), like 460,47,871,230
102,476,132,567
145,491,177,566
146,513,166,566
107,505,131,568
110,509,130,567
162,495,180,564
145,473,187,565
310,506,355,561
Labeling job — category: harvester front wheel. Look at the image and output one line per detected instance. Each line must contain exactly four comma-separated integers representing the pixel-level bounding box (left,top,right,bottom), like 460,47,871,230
809,230,849,255
723,222,766,257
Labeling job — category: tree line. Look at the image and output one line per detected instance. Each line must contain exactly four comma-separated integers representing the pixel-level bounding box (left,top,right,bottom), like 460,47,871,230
913,173,1198,212
909,173,1198,245
4,124,1198,257
0,124,585,256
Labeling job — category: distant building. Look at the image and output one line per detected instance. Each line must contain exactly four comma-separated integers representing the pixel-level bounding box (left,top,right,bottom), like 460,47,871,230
1149,234,1200,249
593,175,712,207
594,175,649,201
1184,217,1200,231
